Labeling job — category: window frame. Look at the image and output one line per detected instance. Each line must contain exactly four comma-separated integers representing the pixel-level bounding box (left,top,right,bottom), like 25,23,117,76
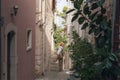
26,28,32,51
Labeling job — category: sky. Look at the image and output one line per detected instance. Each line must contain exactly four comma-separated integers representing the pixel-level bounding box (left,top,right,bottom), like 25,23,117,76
56,0,68,12
54,0,68,28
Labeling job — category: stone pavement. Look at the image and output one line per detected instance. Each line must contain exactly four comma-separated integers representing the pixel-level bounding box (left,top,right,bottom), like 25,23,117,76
35,70,80,80
35,70,68,80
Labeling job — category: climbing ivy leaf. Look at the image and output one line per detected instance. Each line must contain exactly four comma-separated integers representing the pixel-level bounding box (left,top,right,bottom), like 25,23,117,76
95,15,103,24
81,23,88,30
74,1,80,9
94,28,101,36
66,9,75,14
74,10,82,15
98,36,106,47
78,17,85,24
101,7,106,14
83,5,90,15
89,24,96,28
97,0,105,7
89,11,98,20
91,3,98,10
100,19,108,30
72,14,79,22
78,0,84,5
88,28,93,34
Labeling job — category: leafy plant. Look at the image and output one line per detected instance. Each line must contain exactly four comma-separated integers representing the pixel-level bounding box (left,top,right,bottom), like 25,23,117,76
67,0,120,80
53,27,67,51
69,31,100,80
56,6,68,20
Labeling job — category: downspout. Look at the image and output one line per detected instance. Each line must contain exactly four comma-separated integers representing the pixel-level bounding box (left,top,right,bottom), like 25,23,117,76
42,0,46,75
41,0,44,76
111,0,116,52
43,0,46,75
42,0,44,75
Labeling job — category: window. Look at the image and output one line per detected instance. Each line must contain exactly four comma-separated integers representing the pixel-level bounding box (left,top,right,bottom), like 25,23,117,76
26,29,32,51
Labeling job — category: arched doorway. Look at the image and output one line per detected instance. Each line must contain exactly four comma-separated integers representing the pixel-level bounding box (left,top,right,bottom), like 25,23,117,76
7,31,16,80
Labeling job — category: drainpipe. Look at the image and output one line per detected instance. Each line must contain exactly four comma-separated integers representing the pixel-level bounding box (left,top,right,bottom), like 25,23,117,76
111,0,116,52
41,0,44,76
43,0,46,75
42,0,45,75
41,0,46,76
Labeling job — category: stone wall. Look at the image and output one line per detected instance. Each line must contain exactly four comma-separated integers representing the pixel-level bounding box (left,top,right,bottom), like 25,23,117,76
35,0,54,77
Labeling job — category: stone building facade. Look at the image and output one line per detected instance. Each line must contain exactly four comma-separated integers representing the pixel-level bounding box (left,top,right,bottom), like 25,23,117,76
1,0,55,80
35,0,55,77
1,0,36,80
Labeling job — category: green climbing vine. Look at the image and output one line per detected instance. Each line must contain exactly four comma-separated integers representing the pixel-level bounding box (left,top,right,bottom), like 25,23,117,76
67,0,120,80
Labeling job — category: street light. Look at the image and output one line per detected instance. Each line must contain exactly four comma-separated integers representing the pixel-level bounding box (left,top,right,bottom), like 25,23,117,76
10,5,19,16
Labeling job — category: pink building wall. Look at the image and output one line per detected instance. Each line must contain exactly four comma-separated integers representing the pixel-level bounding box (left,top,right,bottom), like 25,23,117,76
1,0,36,80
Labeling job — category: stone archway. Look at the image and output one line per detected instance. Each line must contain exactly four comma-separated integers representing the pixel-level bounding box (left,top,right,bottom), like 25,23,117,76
5,23,17,80
7,31,16,80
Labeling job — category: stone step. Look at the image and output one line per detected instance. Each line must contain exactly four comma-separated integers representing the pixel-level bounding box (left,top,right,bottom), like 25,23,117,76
49,68,59,71
49,54,60,71
49,61,59,67
50,58,56,62
50,62,58,65
49,65,59,71
49,63,59,68
49,63,59,71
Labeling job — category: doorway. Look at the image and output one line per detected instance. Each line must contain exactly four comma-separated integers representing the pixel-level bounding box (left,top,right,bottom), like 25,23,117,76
7,31,16,80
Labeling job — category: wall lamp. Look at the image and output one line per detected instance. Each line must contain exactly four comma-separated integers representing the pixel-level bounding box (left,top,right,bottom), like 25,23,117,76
11,5,19,16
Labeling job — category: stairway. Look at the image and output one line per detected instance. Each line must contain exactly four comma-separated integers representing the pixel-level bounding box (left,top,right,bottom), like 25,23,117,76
49,55,59,71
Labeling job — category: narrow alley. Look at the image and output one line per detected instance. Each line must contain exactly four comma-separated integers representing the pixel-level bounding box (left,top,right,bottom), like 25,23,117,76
0,0,120,80
34,52,78,80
